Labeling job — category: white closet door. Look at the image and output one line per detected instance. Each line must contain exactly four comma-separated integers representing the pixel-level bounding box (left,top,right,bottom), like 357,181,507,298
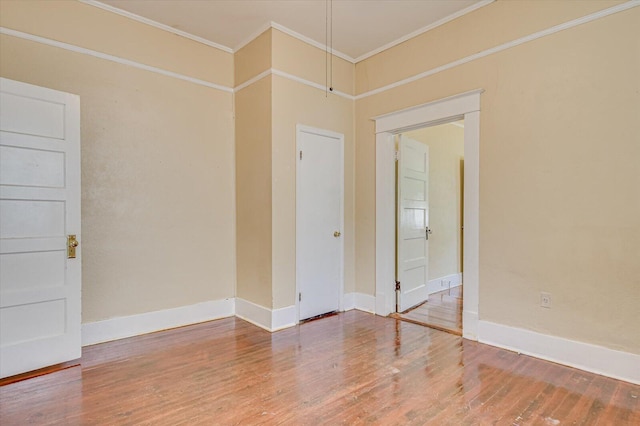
296,126,344,321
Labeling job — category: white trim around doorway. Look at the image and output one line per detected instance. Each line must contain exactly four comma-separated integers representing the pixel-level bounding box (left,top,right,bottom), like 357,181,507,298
373,89,482,341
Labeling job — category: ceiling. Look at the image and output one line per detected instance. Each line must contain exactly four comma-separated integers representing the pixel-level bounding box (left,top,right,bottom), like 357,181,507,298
92,0,489,62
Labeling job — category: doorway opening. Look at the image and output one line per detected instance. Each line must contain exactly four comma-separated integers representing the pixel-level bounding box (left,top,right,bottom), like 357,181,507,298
392,120,464,335
374,89,481,341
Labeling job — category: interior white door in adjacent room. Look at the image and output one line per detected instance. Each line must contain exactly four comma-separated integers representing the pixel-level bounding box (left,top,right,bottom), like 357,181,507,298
296,125,343,321
0,78,81,379
397,136,430,312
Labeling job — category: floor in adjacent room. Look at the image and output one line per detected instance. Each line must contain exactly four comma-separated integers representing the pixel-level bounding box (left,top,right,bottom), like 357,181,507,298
394,286,463,336
1,310,637,425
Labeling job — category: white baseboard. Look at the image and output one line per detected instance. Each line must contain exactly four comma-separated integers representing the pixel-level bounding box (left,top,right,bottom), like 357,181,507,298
344,292,376,314
462,310,478,341
478,320,640,385
235,298,296,332
343,292,355,311
82,297,638,384
82,298,235,346
375,292,390,316
235,298,272,331
271,305,297,331
427,273,462,294
355,293,376,313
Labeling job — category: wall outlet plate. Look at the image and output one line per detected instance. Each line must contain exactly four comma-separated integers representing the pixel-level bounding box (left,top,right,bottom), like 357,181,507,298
540,292,552,308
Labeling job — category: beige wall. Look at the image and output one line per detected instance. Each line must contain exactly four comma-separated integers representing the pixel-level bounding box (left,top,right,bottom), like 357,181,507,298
355,3,640,354
272,29,355,96
1,2,236,322
0,0,233,88
355,0,625,95
404,124,464,281
235,29,272,86
235,75,273,308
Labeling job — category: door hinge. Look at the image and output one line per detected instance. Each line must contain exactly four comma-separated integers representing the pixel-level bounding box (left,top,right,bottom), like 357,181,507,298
299,150,303,160
299,292,302,301
394,150,400,162
395,280,401,291
426,226,433,240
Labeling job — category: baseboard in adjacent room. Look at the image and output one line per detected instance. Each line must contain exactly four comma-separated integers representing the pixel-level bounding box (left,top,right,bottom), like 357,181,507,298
427,273,463,295
477,320,640,385
82,298,235,346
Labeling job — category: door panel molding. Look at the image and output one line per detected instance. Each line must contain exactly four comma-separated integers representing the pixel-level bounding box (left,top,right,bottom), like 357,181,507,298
0,78,81,378
397,136,429,311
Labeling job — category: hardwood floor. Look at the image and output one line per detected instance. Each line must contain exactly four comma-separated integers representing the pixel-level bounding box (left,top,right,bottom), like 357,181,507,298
394,286,463,335
1,311,638,425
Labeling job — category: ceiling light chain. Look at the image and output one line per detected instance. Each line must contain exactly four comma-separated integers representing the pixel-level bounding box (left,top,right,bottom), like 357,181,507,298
325,0,333,97
330,0,333,93
325,0,328,97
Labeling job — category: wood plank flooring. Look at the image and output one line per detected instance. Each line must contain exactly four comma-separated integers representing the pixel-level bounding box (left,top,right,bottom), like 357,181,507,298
1,311,638,425
394,286,463,335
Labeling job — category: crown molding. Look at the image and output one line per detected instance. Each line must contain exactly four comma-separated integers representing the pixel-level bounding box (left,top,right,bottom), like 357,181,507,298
78,0,494,65
270,22,355,63
356,0,640,100
0,27,234,93
79,0,234,53
233,21,274,53
354,0,495,63
234,21,357,63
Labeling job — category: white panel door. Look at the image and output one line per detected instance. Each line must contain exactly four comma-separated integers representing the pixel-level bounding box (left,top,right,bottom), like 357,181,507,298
397,136,429,312
0,78,81,378
296,126,343,321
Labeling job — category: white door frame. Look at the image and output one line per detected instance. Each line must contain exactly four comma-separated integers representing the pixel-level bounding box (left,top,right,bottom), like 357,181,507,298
295,124,345,322
374,89,481,340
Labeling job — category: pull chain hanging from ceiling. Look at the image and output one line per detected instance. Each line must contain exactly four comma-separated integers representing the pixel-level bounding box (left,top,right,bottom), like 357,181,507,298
325,0,333,97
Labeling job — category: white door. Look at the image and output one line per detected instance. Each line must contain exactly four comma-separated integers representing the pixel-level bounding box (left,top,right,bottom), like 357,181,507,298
397,136,429,312
296,125,343,321
0,78,81,378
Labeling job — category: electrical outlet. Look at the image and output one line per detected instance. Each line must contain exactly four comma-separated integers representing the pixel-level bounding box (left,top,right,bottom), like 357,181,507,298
540,292,552,308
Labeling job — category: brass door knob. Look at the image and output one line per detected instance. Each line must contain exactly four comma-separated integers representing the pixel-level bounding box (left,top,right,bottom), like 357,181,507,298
67,235,79,258
334,231,341,237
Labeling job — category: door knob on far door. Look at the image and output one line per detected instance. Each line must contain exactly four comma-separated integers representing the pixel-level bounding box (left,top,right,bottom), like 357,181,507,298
334,231,341,237
425,227,432,240
67,234,79,258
